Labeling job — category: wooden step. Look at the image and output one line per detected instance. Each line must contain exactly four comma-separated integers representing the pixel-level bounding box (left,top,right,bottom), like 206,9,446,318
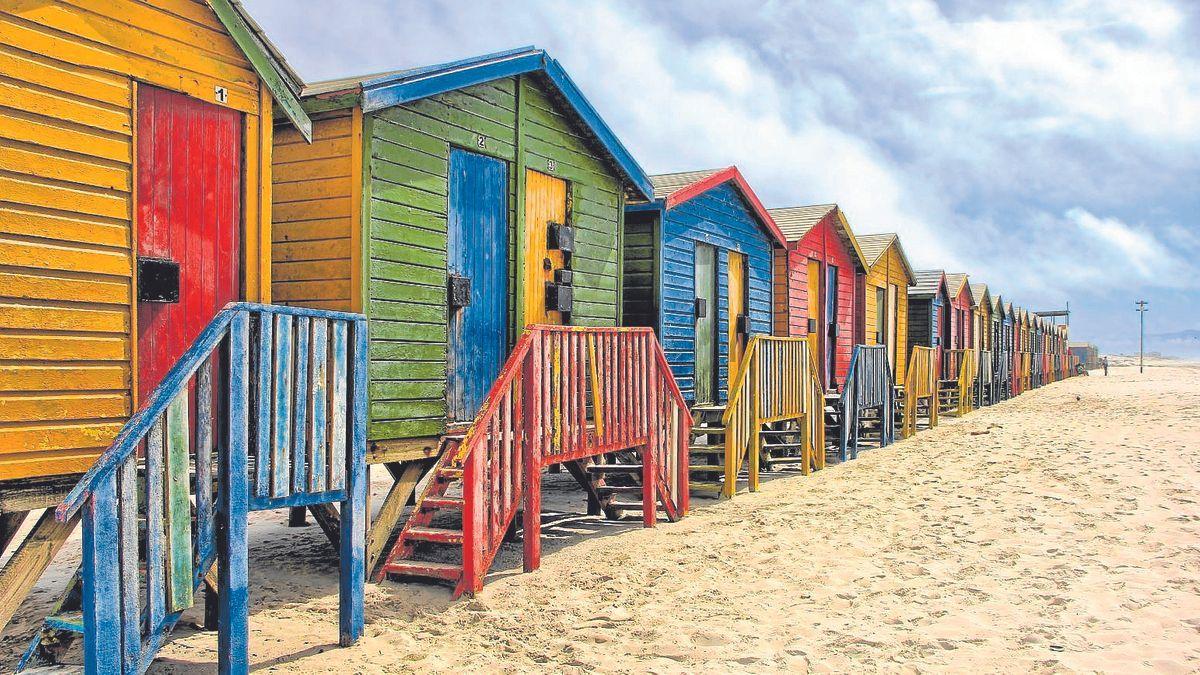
607,499,653,510
691,404,726,413
436,468,464,481
758,429,801,436
44,611,83,634
688,443,723,454
690,426,726,435
762,442,803,451
688,464,726,473
405,526,464,544
420,496,464,511
585,463,643,473
597,485,643,494
380,560,463,582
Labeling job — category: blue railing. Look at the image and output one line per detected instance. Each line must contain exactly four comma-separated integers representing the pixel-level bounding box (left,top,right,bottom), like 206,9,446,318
976,349,995,407
46,303,367,675
837,345,894,461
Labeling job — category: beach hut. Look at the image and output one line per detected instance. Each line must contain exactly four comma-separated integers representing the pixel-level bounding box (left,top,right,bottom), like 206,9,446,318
970,284,994,405
990,293,1010,402
0,2,377,671
903,270,950,433
277,48,690,594
856,233,916,382
769,204,868,391
622,167,785,404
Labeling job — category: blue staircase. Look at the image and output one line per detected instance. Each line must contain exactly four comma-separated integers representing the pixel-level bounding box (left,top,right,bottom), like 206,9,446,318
16,303,368,674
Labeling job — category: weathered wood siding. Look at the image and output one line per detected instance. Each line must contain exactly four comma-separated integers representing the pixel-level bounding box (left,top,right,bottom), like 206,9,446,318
950,286,972,351
863,243,910,381
771,247,789,337
907,297,933,354
362,74,626,441
656,183,773,403
0,0,273,480
782,215,859,386
621,210,657,329
272,110,359,311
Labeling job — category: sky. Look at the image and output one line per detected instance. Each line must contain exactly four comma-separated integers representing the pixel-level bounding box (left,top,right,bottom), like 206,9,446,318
244,0,1200,357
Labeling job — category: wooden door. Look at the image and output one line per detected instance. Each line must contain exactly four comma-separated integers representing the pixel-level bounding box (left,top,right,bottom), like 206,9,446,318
874,286,886,346
727,251,747,390
806,258,822,381
693,244,718,404
136,85,241,404
523,170,567,326
886,283,898,369
825,264,839,388
447,149,509,421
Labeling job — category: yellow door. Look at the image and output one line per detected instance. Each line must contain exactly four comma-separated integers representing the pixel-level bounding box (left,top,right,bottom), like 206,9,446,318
727,251,747,388
524,170,568,326
806,258,821,377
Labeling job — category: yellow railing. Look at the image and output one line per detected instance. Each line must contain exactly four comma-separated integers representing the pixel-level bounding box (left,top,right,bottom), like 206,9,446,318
721,336,824,498
902,345,938,438
1019,352,1033,392
956,348,978,415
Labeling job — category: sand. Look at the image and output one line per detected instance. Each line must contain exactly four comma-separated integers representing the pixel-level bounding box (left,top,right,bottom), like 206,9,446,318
5,360,1200,673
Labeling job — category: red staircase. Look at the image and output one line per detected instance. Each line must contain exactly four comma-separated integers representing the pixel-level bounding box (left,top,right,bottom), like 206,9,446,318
375,326,691,597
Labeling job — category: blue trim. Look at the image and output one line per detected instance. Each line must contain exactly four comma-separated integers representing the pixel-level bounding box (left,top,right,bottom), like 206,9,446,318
249,490,348,512
358,47,653,200
626,199,665,213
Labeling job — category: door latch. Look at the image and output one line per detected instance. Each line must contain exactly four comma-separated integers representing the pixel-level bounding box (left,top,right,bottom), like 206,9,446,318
137,257,180,303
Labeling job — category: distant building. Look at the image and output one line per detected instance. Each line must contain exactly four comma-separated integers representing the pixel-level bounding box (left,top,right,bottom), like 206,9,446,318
1069,342,1101,369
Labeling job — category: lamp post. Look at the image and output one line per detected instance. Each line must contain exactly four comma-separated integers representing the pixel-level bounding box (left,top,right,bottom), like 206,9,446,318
1135,300,1148,374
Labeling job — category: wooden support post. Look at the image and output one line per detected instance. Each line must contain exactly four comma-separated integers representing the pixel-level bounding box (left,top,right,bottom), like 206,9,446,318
522,332,542,573
748,361,760,492
339,319,368,646
307,503,341,550
287,507,308,527
0,509,77,632
0,510,28,556
81,474,121,675
218,312,250,675
366,460,425,575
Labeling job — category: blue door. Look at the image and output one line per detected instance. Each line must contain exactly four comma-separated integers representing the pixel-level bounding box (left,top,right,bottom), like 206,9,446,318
447,149,508,422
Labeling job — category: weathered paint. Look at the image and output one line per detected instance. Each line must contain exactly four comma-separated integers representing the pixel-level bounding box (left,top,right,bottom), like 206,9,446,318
771,208,866,390
0,0,288,481
906,272,951,368
447,149,509,421
523,169,568,326
276,61,644,445
860,235,914,382
945,274,974,351
622,174,778,404
727,251,748,391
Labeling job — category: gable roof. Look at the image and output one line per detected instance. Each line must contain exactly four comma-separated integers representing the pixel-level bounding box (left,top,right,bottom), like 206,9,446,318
970,283,990,309
945,273,973,305
208,0,311,140
911,269,949,299
991,293,1003,313
645,167,786,246
768,204,868,272
855,233,916,284
301,46,652,199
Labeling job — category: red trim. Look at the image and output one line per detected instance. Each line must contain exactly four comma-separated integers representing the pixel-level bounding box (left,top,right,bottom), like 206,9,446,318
662,166,787,247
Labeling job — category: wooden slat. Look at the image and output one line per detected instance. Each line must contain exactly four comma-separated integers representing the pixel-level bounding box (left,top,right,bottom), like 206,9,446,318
271,313,293,497
195,356,214,565
328,320,348,491
145,415,166,632
164,391,193,613
254,315,272,497
118,456,140,671
309,318,328,492
291,315,310,493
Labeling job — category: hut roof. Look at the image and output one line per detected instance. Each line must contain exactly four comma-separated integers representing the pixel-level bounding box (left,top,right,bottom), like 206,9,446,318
970,283,990,308
855,233,916,284
767,204,868,272
911,269,949,299
645,167,786,246
945,273,973,305
212,0,311,139
302,46,653,199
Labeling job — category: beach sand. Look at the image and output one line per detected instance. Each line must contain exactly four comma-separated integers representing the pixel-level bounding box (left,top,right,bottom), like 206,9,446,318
4,360,1199,672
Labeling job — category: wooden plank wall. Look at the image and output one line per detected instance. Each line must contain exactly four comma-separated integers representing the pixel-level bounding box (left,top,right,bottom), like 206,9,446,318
863,243,910,382
657,183,774,403
620,210,657,329
0,0,271,480
362,73,627,442
907,297,933,354
272,110,358,311
782,215,859,386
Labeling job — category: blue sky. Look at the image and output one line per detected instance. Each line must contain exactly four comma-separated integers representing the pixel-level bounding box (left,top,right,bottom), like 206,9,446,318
245,0,1200,357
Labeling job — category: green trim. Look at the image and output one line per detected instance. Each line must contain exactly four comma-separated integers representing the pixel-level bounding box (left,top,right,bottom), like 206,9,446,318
206,0,312,141
513,74,529,330
302,92,362,115
360,113,374,318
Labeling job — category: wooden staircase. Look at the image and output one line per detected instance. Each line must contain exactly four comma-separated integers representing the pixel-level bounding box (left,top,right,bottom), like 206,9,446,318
687,404,728,497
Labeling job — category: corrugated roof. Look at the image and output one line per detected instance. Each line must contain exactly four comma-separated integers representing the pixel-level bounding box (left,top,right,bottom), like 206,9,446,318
855,232,916,284
767,204,837,241
970,283,989,308
992,294,1003,312
911,269,947,298
945,273,970,302
648,169,723,200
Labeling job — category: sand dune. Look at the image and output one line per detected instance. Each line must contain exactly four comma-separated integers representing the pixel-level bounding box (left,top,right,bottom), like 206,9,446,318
5,361,1199,673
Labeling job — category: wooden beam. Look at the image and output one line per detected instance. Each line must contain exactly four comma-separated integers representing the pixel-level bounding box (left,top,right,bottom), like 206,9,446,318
0,475,80,513
367,437,440,465
366,461,427,574
0,509,78,630
0,511,28,555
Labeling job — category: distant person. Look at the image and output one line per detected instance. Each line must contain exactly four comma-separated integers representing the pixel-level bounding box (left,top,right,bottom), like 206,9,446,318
1103,357,1109,376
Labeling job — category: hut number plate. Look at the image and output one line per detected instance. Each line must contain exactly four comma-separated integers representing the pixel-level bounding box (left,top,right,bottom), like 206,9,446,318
214,86,228,103
476,134,486,149
547,159,557,172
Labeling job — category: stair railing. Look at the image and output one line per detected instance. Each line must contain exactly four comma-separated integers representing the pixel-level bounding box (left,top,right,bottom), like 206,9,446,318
976,350,994,407
954,348,978,415
721,336,824,499
901,345,939,438
837,345,894,461
51,303,367,674
453,325,691,595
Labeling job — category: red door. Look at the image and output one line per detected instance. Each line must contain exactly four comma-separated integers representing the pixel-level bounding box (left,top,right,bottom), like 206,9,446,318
136,85,242,404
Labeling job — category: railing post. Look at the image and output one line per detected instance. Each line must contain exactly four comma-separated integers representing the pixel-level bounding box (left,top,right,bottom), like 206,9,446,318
643,334,658,527
748,350,760,492
218,312,250,675
522,330,543,573
339,319,367,645
81,471,121,675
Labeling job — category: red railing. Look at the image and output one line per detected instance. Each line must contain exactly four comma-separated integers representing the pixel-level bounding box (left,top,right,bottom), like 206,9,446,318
455,326,691,595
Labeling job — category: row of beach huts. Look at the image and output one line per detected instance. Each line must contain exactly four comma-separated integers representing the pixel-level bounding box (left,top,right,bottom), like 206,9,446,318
0,2,1080,672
